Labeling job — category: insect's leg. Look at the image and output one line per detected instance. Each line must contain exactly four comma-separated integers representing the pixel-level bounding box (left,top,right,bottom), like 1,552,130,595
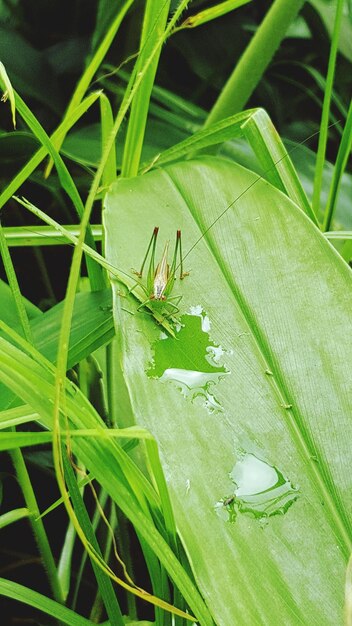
115,289,127,298
113,291,135,316
137,298,151,313
162,296,182,318
132,226,159,279
164,231,187,299
167,294,183,306
176,230,189,280
128,281,139,294
128,276,150,297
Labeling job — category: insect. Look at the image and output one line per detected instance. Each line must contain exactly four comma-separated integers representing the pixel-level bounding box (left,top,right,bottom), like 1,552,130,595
223,495,236,507
8,121,335,330
132,226,189,319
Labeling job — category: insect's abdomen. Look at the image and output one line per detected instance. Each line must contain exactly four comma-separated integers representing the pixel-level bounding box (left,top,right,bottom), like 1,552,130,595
153,276,166,299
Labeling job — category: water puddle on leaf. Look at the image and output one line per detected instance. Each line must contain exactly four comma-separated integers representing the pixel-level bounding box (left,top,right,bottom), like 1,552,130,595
147,306,229,412
216,453,299,524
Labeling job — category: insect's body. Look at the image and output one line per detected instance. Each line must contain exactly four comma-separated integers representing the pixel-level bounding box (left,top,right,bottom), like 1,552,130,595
132,227,188,320
223,495,236,507
14,123,325,334
151,241,170,301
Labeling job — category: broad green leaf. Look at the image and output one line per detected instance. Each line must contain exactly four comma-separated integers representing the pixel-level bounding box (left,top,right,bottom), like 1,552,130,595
0,289,113,411
145,108,313,222
0,131,39,169
30,289,113,365
3,289,113,359
62,120,188,168
0,279,41,327
104,156,352,625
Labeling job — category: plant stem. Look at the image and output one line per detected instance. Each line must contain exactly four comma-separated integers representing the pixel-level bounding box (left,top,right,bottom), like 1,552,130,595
205,0,305,126
313,0,345,221
323,98,352,234
121,1,171,177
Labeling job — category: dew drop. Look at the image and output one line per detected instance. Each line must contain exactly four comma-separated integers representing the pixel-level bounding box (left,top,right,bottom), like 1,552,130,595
216,453,299,523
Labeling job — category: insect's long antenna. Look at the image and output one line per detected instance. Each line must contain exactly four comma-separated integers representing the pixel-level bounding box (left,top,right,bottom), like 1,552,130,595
180,121,340,266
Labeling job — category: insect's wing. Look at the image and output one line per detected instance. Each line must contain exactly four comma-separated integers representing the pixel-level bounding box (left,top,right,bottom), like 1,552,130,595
154,242,170,298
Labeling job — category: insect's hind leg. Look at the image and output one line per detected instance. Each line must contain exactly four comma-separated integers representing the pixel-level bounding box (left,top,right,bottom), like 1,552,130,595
177,230,190,280
132,226,159,278
136,298,152,313
167,294,183,307
128,280,141,295
128,276,149,298
161,294,183,319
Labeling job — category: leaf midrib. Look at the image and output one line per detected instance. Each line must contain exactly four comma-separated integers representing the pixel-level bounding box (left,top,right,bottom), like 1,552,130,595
166,163,352,559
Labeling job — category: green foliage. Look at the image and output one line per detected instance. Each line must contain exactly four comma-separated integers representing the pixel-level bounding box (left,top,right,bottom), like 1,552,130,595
105,154,352,625
0,0,352,624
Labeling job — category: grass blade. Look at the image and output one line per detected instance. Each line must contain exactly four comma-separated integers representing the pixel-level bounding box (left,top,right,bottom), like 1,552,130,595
312,0,345,219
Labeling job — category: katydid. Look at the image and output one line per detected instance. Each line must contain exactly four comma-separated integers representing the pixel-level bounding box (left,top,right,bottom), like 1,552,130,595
8,121,337,330
132,226,188,319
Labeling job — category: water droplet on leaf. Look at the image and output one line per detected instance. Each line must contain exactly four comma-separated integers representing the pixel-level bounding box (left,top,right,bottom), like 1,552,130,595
216,453,299,523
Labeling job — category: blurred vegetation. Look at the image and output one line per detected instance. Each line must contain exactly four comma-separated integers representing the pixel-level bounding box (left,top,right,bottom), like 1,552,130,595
1,1,352,624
